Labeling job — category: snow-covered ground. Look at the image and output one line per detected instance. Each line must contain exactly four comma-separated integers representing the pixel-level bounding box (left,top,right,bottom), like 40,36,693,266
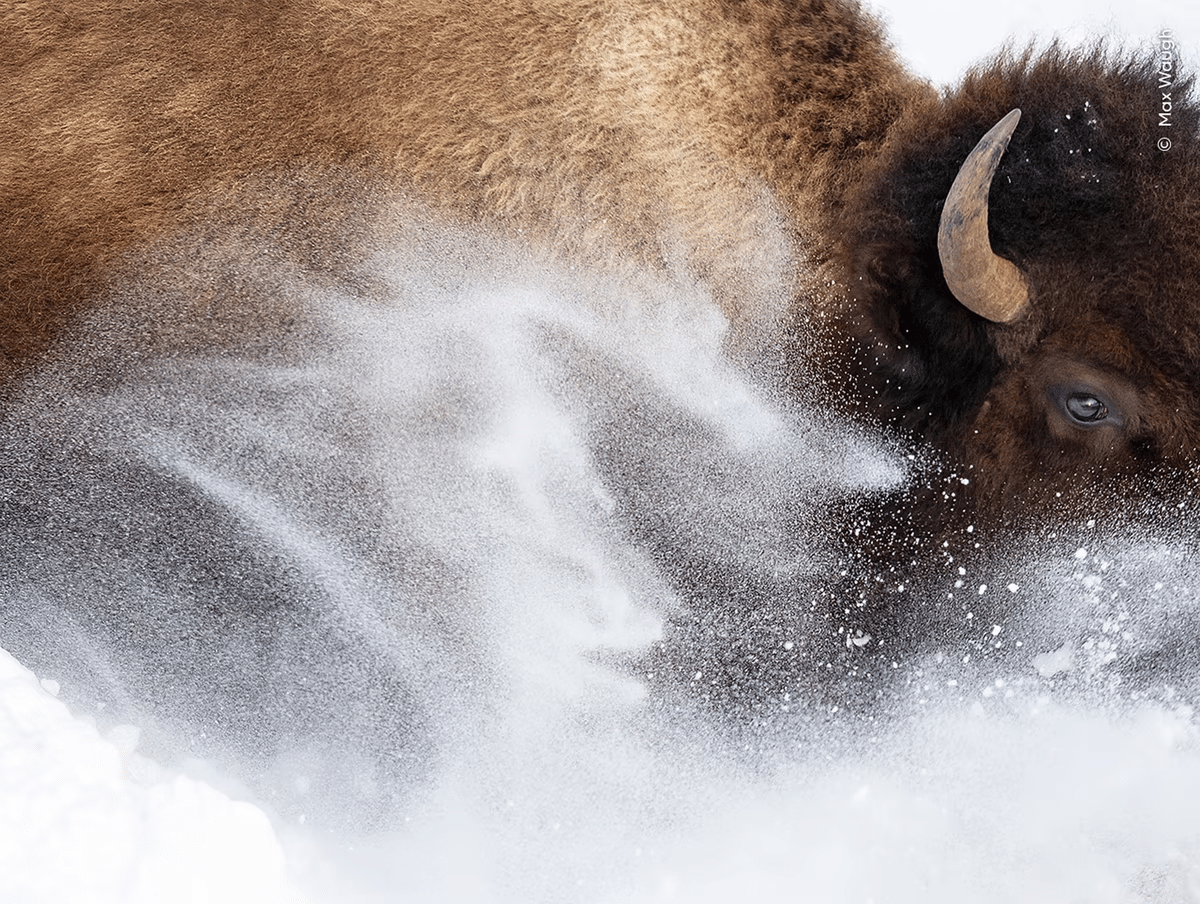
5,4,1200,903
0,650,302,904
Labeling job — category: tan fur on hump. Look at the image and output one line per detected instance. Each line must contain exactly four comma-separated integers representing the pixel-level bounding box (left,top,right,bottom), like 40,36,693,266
0,0,923,385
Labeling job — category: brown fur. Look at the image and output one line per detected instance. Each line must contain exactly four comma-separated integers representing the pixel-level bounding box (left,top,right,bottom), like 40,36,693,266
831,45,1200,527
0,0,921,386
4,1,1199,534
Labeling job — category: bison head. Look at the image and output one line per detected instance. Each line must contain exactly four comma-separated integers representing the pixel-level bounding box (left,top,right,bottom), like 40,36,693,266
828,46,1200,535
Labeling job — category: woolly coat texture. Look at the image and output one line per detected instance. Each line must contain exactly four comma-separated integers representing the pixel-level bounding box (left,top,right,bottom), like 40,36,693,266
2,1,1198,524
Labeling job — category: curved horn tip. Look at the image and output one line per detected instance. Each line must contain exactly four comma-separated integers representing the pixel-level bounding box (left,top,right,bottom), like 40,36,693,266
991,108,1022,143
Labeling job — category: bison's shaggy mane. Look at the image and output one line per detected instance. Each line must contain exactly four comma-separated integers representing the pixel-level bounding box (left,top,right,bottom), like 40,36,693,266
837,45,1200,447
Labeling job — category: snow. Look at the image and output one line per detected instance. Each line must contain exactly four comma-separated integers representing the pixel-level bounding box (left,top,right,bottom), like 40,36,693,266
5,3,1200,903
0,648,300,904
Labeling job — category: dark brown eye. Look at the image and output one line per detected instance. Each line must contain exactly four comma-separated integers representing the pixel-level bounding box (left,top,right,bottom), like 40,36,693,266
1065,393,1108,423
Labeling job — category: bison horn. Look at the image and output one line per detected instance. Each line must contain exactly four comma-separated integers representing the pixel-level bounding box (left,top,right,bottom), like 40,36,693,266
937,108,1030,323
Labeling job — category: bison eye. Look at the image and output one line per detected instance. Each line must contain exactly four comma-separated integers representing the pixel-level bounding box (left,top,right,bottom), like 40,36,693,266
1065,393,1108,423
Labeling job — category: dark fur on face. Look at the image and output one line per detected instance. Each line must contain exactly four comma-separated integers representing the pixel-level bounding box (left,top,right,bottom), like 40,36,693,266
831,46,1200,525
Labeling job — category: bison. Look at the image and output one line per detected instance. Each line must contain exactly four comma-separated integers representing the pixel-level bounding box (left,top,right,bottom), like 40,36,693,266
2,0,1199,818
3,2,1196,518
